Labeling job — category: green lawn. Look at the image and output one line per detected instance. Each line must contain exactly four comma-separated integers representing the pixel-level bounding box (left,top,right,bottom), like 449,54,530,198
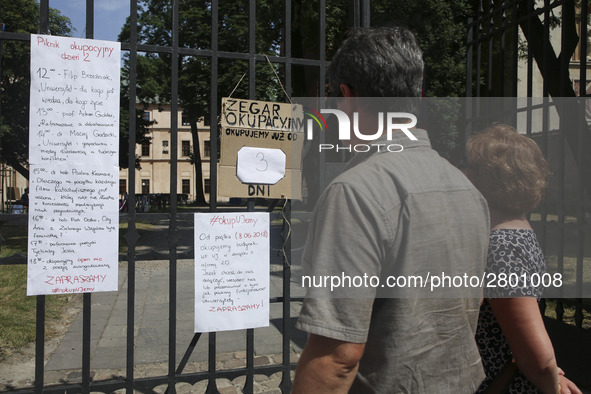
0,222,78,360
0,263,77,361
544,299,591,329
0,219,160,360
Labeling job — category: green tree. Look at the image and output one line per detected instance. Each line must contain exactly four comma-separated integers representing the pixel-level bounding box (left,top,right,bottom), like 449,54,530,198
0,0,72,179
370,0,475,162
0,0,151,180
119,0,284,204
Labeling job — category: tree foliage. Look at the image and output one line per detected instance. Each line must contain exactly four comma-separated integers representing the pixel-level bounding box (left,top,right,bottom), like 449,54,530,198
0,0,72,179
119,0,285,204
0,0,151,180
118,1,481,202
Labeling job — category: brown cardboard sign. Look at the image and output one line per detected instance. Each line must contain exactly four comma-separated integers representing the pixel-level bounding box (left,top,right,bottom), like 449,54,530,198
218,98,304,199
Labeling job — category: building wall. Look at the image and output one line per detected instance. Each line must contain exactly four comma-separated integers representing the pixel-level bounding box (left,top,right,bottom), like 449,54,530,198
118,104,212,203
1,164,29,212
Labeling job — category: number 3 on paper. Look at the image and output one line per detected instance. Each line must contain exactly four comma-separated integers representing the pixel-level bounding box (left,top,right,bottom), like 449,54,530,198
236,147,286,184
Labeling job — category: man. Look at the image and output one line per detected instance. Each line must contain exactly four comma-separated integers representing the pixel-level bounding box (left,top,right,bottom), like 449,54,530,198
293,27,490,393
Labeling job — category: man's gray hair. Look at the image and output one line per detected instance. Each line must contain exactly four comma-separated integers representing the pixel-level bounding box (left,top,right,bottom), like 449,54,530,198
328,27,424,98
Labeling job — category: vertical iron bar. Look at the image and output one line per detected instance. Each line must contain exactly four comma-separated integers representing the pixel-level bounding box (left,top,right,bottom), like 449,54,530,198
34,5,50,392
210,1,218,212
318,0,327,189
556,0,570,322
475,1,483,98
465,17,474,150
168,1,180,393
244,199,255,394
82,293,91,393
206,2,219,392
466,18,474,99
511,0,518,97
249,0,256,100
279,200,293,393
285,0,292,98
82,3,95,391
319,0,326,83
39,0,49,35
85,0,94,39
245,327,255,393
575,0,587,328
34,296,45,393
349,0,360,28
526,0,533,136
360,0,370,28
541,0,553,319
205,332,217,393
243,3,257,392
499,4,506,97
487,2,494,96
280,2,294,391
0,2,2,215
126,0,139,392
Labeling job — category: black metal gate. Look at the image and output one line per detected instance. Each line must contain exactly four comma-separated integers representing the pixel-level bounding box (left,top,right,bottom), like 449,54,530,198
0,1,371,392
467,0,591,386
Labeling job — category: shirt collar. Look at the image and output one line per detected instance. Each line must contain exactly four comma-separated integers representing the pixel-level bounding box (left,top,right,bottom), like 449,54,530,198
344,128,432,169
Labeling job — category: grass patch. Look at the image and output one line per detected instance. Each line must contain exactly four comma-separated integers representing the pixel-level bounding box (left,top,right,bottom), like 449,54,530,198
0,222,28,258
544,299,591,330
0,264,77,361
118,221,159,254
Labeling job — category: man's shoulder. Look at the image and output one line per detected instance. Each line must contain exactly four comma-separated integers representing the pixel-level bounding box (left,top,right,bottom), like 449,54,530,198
329,147,481,201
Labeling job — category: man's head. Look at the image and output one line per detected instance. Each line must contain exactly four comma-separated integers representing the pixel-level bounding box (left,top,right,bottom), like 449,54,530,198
328,27,424,98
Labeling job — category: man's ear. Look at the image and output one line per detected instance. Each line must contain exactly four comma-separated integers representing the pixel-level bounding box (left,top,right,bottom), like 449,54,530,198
340,83,358,97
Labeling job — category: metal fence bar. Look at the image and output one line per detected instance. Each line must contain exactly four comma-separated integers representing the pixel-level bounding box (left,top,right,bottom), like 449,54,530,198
82,294,91,393
511,0,518,97
575,0,588,329
34,296,45,394
475,1,483,98
33,3,50,392
0,1,367,392
206,3,219,391
39,0,48,35
540,0,552,320
125,0,139,391
279,2,294,391
244,5,258,392
81,3,94,392
209,2,219,214
167,1,181,392
467,0,589,330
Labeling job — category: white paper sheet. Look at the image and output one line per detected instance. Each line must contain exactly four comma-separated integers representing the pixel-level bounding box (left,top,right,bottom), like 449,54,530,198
27,35,120,295
236,146,286,185
194,212,270,332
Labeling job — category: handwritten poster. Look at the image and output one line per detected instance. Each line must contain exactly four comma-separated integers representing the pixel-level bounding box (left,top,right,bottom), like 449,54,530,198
194,212,270,332
27,35,120,295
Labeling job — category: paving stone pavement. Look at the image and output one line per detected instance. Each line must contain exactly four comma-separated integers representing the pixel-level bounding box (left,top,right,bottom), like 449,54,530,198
4,259,307,392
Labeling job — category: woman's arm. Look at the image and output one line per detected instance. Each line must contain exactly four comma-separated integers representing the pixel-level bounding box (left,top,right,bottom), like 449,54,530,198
489,297,559,394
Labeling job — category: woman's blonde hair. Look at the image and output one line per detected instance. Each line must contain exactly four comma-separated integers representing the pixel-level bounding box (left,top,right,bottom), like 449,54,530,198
466,124,550,215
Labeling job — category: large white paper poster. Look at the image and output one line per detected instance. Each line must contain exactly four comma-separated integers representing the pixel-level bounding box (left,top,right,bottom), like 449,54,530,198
27,35,120,295
194,212,270,332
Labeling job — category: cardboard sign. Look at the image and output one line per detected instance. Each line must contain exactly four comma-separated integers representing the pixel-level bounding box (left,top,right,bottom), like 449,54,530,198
218,98,304,199
194,212,270,332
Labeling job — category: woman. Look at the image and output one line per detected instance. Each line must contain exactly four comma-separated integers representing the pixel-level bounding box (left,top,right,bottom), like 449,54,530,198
465,124,581,394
